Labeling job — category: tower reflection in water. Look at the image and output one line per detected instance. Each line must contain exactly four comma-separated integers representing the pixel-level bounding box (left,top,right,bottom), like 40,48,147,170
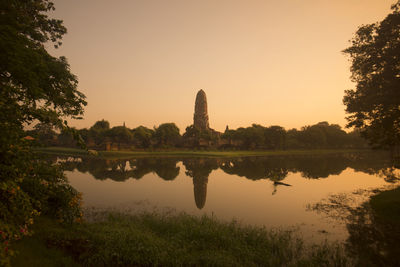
183,158,218,209
57,152,396,210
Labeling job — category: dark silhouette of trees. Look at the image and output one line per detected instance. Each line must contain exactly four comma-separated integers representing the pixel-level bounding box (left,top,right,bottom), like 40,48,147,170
183,125,217,147
27,123,58,146
89,119,110,145
1,0,86,262
132,126,154,148
219,122,362,150
91,120,110,131
343,2,400,151
154,123,181,147
264,126,286,150
108,126,133,148
33,119,367,151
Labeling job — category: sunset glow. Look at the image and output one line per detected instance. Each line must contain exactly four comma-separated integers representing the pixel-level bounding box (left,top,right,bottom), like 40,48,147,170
50,0,393,132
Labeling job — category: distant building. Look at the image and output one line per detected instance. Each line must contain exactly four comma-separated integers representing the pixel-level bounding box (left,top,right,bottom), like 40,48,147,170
183,89,227,148
193,89,210,131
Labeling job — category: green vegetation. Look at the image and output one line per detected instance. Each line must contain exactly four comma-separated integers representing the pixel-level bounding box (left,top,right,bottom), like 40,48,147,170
343,2,400,152
0,1,85,265
11,228,77,267
12,213,352,267
29,120,368,151
370,186,400,225
2,0,399,265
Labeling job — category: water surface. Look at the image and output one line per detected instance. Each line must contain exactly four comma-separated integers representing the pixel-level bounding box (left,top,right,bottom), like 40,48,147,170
59,151,398,242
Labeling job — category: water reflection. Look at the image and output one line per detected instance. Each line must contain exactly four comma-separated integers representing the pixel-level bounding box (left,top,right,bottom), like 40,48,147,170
61,157,180,181
57,151,397,210
345,204,400,266
183,158,219,209
308,183,400,266
55,152,400,264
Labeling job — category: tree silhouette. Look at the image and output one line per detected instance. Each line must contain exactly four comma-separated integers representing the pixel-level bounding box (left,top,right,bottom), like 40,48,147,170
343,2,400,152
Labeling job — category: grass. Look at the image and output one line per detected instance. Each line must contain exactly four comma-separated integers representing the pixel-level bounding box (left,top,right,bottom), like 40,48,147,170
11,212,354,267
10,219,79,267
370,186,400,225
34,146,369,159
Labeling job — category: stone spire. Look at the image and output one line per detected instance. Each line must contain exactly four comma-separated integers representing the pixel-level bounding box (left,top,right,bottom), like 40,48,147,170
193,89,209,130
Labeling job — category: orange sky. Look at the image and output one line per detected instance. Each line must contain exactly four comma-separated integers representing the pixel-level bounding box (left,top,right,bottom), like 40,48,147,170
50,0,394,132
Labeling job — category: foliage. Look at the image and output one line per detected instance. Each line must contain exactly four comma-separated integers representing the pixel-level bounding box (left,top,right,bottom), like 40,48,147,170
0,0,86,265
183,125,200,137
90,120,110,131
219,122,362,150
132,126,154,148
88,119,110,146
41,211,353,267
108,126,133,146
0,147,83,266
154,123,181,147
343,2,400,150
183,125,218,147
29,123,58,146
10,221,78,267
35,120,367,151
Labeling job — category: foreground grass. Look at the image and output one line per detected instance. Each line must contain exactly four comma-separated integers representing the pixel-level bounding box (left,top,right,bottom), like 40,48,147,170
35,146,369,159
11,232,78,267
12,212,353,267
370,186,400,225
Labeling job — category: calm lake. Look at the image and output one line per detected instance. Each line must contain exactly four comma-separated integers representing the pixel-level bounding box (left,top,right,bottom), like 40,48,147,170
56,151,398,243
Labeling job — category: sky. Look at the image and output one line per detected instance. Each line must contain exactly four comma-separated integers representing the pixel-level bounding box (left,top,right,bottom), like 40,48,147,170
50,0,394,132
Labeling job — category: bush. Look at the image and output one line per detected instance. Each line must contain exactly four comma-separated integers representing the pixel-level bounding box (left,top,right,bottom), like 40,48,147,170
0,144,82,266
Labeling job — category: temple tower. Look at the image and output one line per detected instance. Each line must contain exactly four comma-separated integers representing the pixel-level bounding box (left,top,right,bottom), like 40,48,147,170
193,89,210,131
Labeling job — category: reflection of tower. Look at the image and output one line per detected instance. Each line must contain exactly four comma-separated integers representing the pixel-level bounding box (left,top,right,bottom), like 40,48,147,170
183,158,219,210
193,175,208,209
193,89,210,130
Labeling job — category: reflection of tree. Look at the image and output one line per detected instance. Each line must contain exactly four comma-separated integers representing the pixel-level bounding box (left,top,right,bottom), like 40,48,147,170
152,159,180,181
308,189,400,266
220,157,288,181
55,151,396,184
183,158,219,209
59,157,180,182
218,152,395,181
345,204,400,266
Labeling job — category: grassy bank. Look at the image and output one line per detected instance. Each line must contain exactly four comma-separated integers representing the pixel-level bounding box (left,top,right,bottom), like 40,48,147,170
35,146,370,159
370,186,400,225
11,211,353,267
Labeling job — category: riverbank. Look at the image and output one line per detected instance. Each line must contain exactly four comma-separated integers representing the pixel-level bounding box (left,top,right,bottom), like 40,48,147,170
350,185,400,266
34,146,373,159
370,186,400,225
12,211,353,266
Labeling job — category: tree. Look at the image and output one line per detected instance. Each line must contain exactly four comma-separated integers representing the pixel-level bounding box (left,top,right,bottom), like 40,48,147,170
89,119,110,145
298,125,327,148
154,123,181,147
343,2,400,151
0,1,86,263
108,126,133,147
264,126,286,150
32,122,58,146
90,119,110,131
132,126,154,148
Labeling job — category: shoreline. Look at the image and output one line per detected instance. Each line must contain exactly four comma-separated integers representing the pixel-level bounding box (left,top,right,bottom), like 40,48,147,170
33,146,376,158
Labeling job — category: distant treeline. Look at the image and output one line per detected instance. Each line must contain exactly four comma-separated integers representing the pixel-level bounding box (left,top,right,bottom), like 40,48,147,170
26,120,368,150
